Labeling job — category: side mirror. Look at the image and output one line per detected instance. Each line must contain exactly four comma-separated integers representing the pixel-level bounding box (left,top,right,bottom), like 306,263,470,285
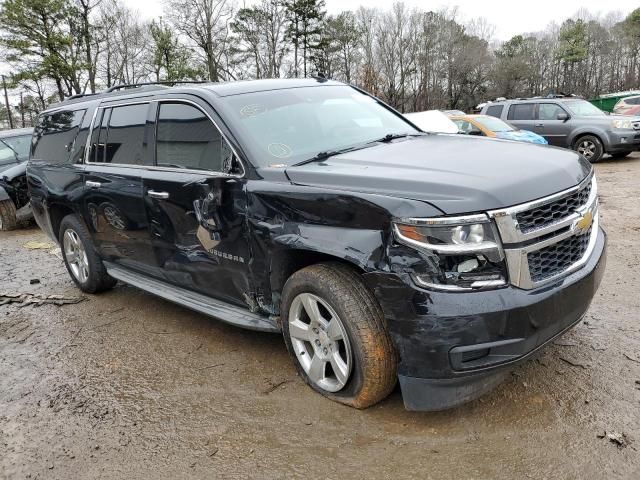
468,129,483,136
557,112,569,121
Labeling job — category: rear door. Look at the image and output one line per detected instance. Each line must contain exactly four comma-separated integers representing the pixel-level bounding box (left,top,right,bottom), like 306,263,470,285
142,98,251,306
535,102,572,147
29,108,88,235
82,101,158,275
506,103,537,132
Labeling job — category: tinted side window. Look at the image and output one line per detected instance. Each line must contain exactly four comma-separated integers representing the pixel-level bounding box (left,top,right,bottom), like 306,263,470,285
628,97,640,105
507,104,535,121
98,104,150,165
32,110,86,163
486,105,503,118
156,103,232,172
538,103,566,120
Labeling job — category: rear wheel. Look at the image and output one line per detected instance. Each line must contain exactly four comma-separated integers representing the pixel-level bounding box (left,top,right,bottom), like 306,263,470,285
0,199,17,231
574,135,604,163
59,215,116,293
281,262,397,409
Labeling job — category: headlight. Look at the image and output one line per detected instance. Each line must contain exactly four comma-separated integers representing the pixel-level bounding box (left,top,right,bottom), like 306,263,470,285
393,214,507,291
612,118,633,129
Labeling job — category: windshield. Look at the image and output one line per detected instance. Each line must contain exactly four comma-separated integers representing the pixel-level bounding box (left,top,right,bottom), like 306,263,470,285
473,116,515,133
223,86,419,166
564,100,606,117
0,134,31,163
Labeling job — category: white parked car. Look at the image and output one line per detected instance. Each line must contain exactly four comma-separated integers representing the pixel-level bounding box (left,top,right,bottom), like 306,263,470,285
404,110,459,134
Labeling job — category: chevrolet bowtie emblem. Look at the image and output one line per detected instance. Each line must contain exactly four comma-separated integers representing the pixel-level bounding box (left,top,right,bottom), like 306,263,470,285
575,211,594,233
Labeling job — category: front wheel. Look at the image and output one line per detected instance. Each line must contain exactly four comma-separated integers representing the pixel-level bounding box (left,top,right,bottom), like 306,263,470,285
59,215,116,293
0,199,17,231
574,135,604,163
281,262,397,409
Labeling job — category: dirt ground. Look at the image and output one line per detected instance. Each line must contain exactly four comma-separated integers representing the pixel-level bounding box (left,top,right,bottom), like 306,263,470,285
1,157,639,480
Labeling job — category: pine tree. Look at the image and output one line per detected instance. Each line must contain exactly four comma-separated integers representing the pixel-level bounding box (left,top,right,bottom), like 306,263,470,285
284,0,325,77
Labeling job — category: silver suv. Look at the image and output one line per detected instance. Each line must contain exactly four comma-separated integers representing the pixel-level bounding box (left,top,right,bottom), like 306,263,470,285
481,98,640,162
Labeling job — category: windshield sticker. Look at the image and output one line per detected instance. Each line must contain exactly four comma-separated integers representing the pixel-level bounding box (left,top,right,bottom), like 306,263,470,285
268,143,292,158
240,104,266,118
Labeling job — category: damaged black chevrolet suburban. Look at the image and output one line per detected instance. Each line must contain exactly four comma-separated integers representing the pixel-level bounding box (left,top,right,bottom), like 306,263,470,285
27,79,606,411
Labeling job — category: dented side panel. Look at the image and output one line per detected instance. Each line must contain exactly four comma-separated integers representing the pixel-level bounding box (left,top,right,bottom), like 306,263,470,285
245,178,444,314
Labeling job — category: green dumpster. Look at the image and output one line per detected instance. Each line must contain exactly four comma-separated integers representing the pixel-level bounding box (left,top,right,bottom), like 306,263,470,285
589,90,640,112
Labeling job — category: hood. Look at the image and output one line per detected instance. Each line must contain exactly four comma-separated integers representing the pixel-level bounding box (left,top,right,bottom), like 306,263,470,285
495,130,548,144
285,135,591,215
0,160,27,181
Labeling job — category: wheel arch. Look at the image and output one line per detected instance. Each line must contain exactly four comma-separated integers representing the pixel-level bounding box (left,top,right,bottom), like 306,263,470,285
0,186,11,202
268,247,369,316
49,203,76,242
569,130,606,149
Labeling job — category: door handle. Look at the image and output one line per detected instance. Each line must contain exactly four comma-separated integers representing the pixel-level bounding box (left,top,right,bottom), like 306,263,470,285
148,190,170,199
535,123,544,127
86,181,101,188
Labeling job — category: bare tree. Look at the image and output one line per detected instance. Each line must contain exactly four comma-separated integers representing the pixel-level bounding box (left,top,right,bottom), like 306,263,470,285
164,0,235,81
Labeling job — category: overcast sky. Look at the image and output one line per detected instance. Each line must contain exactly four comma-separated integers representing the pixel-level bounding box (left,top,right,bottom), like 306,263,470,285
122,0,638,40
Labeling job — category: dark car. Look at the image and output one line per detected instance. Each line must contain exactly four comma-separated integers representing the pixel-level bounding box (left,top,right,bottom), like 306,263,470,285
0,127,34,230
27,79,606,411
481,97,640,162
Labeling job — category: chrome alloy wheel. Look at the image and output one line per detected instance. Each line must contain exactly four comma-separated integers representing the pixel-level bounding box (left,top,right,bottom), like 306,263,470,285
288,293,353,392
63,229,89,283
577,140,597,160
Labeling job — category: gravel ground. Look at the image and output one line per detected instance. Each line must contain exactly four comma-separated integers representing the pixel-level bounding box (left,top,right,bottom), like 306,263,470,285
1,156,639,479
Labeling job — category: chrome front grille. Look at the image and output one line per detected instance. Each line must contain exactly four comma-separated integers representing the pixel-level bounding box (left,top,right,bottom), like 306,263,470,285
527,227,592,282
489,173,598,290
516,181,592,233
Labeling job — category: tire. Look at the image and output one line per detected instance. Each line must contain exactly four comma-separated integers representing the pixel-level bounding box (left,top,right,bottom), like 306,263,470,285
281,262,397,409
610,151,632,159
58,214,116,293
0,199,17,231
574,135,604,163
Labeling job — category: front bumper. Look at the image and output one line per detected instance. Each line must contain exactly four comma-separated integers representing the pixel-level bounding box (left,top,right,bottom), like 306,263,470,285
365,226,607,411
607,130,640,152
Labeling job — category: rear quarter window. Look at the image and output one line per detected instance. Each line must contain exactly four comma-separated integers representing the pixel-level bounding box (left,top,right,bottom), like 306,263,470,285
32,110,86,163
485,105,504,118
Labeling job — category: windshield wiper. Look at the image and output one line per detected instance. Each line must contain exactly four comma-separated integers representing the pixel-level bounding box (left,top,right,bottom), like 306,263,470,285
365,132,426,145
0,139,20,162
292,144,369,167
292,132,426,167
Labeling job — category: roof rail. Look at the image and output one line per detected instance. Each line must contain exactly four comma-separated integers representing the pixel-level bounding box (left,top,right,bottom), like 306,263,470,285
104,80,211,93
66,92,99,101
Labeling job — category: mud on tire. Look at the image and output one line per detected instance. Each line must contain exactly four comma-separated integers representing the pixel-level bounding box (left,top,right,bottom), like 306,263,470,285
281,262,397,409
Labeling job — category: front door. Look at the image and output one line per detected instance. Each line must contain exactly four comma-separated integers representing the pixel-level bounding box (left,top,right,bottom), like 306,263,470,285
82,102,158,275
143,100,251,306
535,103,572,147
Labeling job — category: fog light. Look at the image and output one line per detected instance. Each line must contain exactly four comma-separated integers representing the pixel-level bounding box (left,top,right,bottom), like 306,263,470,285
457,258,479,273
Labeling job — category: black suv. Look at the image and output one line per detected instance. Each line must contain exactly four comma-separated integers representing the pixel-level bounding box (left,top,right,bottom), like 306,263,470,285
482,97,640,162
27,79,606,411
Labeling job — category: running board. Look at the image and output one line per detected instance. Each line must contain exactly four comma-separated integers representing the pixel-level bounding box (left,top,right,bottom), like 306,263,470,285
104,263,280,333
